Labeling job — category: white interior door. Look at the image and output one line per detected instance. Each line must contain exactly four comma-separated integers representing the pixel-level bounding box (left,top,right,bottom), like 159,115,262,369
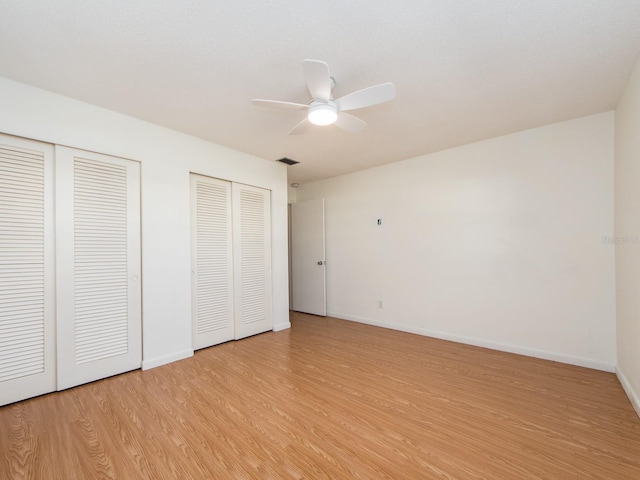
190,174,234,349
55,146,141,390
0,134,56,406
291,198,326,316
233,183,272,339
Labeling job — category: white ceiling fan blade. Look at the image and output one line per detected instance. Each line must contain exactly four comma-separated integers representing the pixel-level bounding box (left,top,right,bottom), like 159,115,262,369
335,83,396,112
334,112,367,133
303,59,332,101
289,118,311,135
252,99,308,110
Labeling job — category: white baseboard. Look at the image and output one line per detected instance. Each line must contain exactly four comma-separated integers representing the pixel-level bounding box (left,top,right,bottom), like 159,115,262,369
273,322,291,332
617,367,640,419
142,349,194,370
140,323,291,370
328,311,616,373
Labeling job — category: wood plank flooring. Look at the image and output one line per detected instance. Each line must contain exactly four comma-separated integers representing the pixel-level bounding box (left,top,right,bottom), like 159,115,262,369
1,312,639,479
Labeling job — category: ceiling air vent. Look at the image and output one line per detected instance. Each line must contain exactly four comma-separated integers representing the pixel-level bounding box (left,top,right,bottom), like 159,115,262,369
276,157,299,166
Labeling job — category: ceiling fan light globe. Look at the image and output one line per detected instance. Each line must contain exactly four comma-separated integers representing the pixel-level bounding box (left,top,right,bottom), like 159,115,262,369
308,104,337,126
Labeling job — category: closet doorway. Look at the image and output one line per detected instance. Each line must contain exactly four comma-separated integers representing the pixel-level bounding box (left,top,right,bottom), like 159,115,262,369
190,174,272,350
0,135,142,405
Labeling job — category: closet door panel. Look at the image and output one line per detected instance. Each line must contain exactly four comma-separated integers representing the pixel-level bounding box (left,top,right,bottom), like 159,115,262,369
190,174,234,349
56,146,141,390
232,183,272,339
0,135,55,406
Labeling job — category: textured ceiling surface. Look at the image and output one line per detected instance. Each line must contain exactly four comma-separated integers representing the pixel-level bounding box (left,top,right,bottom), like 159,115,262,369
1,1,640,184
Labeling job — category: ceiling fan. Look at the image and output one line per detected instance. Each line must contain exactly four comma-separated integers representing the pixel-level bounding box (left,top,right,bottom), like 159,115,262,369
252,59,396,135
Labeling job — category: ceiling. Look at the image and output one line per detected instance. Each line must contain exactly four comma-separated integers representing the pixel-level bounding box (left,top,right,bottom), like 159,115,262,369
1,1,640,184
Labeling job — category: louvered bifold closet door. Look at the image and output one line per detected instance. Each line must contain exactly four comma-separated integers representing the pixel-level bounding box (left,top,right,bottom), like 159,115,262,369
55,146,141,390
232,183,272,339
190,174,234,349
0,134,55,406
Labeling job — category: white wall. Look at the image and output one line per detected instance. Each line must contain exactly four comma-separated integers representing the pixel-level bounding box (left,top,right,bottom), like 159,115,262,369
296,112,616,371
615,55,640,417
0,76,290,369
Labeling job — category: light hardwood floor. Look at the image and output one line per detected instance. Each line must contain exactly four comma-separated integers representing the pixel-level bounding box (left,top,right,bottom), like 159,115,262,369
1,312,639,479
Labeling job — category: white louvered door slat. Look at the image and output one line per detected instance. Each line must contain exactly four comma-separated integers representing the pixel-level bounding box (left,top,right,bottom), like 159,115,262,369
190,174,234,349
232,183,272,339
56,146,141,390
75,158,129,364
0,134,55,406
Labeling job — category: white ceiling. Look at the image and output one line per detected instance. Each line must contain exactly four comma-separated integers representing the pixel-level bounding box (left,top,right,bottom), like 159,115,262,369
1,1,640,184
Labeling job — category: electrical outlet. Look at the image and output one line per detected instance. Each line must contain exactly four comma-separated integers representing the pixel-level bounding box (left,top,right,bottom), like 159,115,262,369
378,300,383,308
